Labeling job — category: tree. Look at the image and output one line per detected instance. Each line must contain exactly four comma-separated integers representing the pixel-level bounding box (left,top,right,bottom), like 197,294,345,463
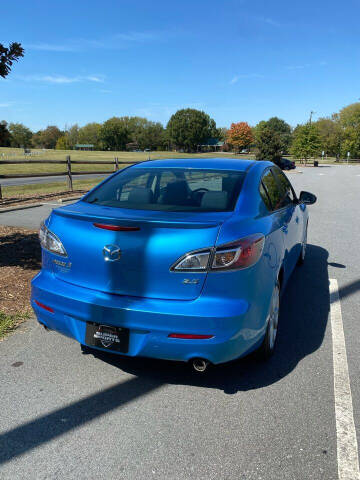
291,123,321,164
340,126,360,158
217,127,229,142
78,122,102,148
8,123,33,147
0,42,24,78
339,102,360,129
314,117,342,157
56,135,71,150
254,117,292,153
227,122,253,152
166,109,218,152
66,124,79,148
255,126,283,162
135,121,165,150
99,117,131,150
0,121,11,146
32,126,62,149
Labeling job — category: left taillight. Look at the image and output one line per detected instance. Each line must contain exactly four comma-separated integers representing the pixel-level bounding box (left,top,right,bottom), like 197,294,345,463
171,233,265,272
39,222,67,257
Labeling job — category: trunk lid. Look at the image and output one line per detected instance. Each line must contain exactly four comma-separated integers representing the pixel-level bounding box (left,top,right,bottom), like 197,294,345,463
47,201,231,300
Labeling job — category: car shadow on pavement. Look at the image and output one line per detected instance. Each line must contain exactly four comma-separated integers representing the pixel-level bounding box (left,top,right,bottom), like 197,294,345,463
92,244,331,394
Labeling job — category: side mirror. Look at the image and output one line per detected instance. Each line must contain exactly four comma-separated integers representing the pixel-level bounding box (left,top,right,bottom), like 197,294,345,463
299,191,317,205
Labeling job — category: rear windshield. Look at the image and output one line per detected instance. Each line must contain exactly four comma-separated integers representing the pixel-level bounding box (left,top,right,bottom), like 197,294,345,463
85,167,245,212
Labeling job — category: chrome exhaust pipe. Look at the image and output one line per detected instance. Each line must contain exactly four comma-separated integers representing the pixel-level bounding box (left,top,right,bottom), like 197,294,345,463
191,358,209,373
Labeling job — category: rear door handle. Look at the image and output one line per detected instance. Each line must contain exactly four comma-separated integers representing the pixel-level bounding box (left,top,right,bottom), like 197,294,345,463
295,217,299,224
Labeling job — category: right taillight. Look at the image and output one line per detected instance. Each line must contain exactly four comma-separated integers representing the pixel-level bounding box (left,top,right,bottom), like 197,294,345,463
212,233,265,270
171,233,265,272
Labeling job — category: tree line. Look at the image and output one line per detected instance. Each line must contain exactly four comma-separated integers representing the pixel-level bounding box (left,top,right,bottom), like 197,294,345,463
1,102,360,161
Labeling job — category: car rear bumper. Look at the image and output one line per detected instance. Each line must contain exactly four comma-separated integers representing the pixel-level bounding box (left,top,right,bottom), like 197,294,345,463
31,271,266,365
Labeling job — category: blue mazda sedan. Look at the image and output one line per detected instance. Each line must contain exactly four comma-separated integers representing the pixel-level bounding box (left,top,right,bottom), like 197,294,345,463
31,158,316,371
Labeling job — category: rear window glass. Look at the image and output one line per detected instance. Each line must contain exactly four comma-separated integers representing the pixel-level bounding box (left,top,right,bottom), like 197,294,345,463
85,167,245,212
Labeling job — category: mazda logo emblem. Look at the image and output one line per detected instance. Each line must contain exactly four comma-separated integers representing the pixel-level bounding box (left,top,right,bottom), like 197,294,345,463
103,244,121,262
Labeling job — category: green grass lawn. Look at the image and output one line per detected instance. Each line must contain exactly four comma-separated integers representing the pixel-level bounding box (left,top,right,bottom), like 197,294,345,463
2,178,104,198
0,148,257,176
0,312,27,339
0,147,343,177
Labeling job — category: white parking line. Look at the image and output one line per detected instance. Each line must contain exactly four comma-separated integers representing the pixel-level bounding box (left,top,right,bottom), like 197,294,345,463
330,278,360,480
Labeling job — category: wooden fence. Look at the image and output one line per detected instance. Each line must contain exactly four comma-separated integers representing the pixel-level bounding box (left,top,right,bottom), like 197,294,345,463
0,156,140,200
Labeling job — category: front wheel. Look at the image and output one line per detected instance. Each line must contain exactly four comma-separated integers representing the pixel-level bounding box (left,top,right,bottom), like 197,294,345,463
258,282,280,360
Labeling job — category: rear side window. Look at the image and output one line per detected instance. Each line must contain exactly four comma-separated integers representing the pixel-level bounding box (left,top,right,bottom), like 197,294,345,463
259,181,272,210
261,170,283,210
271,168,296,207
85,167,245,212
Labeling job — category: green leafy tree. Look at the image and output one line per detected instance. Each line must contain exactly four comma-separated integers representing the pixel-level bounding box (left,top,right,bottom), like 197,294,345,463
0,42,24,78
314,117,342,157
135,121,165,150
8,123,33,147
56,135,71,150
0,121,11,146
32,126,62,149
99,117,131,150
291,123,321,164
166,109,218,152
255,126,283,162
254,117,292,153
78,122,102,148
339,102,360,129
340,126,360,158
66,124,79,148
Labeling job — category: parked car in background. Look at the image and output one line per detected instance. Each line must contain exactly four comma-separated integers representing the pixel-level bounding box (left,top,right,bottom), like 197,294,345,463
275,158,296,170
31,158,316,372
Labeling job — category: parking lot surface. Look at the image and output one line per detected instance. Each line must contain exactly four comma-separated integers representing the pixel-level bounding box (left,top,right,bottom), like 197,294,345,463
0,164,360,479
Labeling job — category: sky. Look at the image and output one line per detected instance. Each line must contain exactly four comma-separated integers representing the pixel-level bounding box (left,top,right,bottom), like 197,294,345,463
1,0,360,131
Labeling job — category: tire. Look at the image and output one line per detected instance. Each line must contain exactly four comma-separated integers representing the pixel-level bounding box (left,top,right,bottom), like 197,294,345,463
81,344,91,354
258,281,280,360
297,222,308,266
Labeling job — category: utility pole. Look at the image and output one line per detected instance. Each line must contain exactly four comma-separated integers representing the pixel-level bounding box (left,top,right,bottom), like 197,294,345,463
309,111,315,125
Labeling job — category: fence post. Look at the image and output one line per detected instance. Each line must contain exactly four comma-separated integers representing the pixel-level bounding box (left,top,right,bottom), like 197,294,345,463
115,157,119,171
66,155,73,191
0,184,2,200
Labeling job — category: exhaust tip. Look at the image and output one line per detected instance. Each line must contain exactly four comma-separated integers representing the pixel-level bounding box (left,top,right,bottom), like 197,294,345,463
191,358,210,373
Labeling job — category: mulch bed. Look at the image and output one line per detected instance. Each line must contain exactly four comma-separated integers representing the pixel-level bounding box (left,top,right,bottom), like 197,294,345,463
0,226,41,316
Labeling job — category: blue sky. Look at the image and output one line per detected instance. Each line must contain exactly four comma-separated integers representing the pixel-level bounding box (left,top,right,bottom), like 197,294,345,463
1,0,359,131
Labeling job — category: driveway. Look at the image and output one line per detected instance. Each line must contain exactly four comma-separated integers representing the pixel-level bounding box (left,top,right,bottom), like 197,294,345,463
0,165,360,479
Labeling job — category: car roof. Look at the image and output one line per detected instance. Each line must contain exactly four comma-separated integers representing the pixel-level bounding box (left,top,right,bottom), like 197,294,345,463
131,157,257,172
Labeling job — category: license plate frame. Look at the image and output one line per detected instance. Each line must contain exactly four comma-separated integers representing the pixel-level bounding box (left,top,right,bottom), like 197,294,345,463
85,322,129,353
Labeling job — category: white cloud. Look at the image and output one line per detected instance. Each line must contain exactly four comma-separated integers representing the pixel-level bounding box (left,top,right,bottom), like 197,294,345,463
0,102,13,108
16,74,105,84
26,43,78,52
26,31,160,52
229,73,264,85
285,61,327,70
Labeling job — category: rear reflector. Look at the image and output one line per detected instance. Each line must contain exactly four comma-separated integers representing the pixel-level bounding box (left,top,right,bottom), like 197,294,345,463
168,333,213,339
93,223,140,231
34,300,54,313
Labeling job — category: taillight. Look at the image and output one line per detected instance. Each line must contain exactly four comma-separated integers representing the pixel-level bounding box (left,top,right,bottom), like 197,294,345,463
39,222,67,257
171,233,265,272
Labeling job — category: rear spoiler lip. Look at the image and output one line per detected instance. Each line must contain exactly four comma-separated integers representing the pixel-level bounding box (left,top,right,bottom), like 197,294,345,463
52,207,223,229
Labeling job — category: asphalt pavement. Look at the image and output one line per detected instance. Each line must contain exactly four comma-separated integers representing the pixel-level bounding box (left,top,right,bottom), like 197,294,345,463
0,164,360,479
